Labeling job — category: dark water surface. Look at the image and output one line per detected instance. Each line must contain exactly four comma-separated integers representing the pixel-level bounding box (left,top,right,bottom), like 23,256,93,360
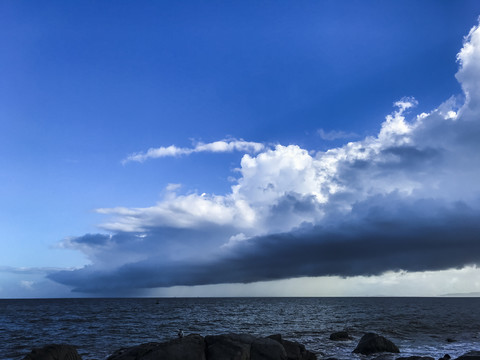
1,297,479,360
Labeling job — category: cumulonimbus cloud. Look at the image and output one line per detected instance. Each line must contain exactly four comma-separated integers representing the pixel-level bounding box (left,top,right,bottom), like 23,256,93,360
50,21,480,294
122,139,265,164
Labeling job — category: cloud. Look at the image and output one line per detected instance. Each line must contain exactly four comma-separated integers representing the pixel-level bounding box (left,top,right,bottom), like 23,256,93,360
50,196,480,293
318,128,358,141
122,139,265,164
20,280,34,289
456,21,480,112
0,266,66,275
50,20,480,294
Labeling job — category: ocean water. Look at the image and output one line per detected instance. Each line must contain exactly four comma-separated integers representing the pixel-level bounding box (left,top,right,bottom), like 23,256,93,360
1,297,479,360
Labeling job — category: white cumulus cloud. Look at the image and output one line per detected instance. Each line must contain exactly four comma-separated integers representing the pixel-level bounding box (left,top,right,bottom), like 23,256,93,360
50,20,480,295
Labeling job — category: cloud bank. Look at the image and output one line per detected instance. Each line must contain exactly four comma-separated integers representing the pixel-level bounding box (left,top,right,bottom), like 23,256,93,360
50,21,480,294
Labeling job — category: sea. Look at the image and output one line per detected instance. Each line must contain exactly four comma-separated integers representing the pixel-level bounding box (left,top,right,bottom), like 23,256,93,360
1,297,479,360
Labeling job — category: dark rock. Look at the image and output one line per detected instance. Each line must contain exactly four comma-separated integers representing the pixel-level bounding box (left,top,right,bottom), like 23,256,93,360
205,334,251,360
446,338,457,343
353,333,400,355
107,334,206,360
455,351,480,360
329,331,351,341
268,334,283,343
22,344,82,360
439,355,451,360
107,342,160,360
283,339,316,360
105,332,316,360
251,337,287,360
397,357,434,360
268,334,317,360
206,333,258,346
373,355,396,360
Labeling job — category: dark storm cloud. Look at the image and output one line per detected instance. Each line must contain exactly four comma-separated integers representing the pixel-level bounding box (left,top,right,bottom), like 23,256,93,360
379,146,443,170
49,195,480,293
71,233,111,246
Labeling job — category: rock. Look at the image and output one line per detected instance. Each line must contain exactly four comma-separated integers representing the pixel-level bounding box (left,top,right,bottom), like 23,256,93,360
107,334,206,360
373,355,396,360
329,331,351,341
283,339,316,360
268,334,283,343
397,357,434,360
107,342,160,360
353,333,400,355
455,351,480,360
251,337,287,360
105,332,316,360
22,344,82,360
446,338,457,343
268,334,317,360
205,334,251,360
439,355,451,360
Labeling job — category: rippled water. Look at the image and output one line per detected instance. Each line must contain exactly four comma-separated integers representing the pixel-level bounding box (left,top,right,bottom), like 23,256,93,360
1,297,479,360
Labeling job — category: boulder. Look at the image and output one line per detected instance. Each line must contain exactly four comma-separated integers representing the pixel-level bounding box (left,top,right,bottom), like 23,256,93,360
206,333,258,345
439,355,451,360
22,344,82,360
205,334,251,360
107,334,206,360
329,331,351,341
397,357,434,360
268,334,317,360
107,342,160,360
353,333,400,355
251,337,287,360
455,351,480,360
373,355,396,360
102,332,316,360
283,339,316,360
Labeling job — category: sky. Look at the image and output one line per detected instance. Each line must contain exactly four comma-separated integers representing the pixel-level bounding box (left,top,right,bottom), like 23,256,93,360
1,1,480,298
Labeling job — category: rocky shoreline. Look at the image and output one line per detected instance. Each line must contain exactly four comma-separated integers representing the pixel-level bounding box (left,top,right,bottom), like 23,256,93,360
21,332,480,360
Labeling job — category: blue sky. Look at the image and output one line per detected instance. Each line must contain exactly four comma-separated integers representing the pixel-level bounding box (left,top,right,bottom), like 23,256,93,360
2,1,480,297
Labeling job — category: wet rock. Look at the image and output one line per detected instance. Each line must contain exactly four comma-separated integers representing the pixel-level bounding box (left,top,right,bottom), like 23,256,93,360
22,344,82,360
268,334,317,360
107,342,160,360
353,333,400,355
283,339,316,360
329,331,351,341
205,334,251,360
107,334,206,360
373,354,396,360
251,337,287,360
102,332,316,360
455,351,480,360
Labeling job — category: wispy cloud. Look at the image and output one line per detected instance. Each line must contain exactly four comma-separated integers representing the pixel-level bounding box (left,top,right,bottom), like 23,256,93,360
0,266,67,275
122,139,265,164
317,128,358,141
50,20,480,294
